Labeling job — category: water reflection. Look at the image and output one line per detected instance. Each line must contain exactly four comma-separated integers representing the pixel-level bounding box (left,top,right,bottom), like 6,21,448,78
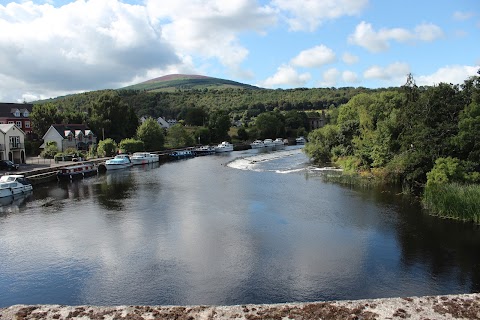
0,148,479,307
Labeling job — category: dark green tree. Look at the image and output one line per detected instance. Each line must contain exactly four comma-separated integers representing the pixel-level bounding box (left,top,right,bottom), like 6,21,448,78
30,103,62,136
136,118,164,151
208,111,231,142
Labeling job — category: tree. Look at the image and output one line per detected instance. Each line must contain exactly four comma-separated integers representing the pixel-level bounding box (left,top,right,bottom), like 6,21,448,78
185,107,207,126
194,126,211,145
136,118,165,151
89,91,138,142
30,103,62,136
304,125,340,163
254,112,285,139
208,111,231,142
167,124,194,148
119,138,144,154
97,139,117,157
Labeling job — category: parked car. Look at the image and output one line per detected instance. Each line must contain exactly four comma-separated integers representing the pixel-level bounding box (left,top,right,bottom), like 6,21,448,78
0,160,19,171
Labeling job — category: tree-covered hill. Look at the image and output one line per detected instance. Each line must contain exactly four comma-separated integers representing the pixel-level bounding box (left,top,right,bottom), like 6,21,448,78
119,74,260,92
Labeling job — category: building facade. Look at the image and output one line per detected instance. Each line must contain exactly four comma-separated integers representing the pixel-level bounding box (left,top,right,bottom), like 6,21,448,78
41,124,96,152
0,103,33,137
0,124,27,163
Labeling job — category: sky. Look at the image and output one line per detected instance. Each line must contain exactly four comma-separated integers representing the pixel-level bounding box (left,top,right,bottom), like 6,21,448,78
0,0,479,102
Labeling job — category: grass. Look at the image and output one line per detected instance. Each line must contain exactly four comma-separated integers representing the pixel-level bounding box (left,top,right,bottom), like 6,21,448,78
423,183,480,224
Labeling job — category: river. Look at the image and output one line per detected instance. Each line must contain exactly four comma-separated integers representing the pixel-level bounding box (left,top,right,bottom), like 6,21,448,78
0,146,479,307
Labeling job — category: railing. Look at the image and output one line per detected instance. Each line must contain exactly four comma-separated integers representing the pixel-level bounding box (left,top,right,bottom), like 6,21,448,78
9,143,24,149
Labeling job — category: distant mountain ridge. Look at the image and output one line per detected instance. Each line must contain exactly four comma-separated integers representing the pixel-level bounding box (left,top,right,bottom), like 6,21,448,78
120,74,260,92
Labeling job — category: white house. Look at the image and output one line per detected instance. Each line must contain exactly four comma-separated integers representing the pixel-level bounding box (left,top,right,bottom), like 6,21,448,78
157,117,171,129
41,124,96,152
0,123,26,163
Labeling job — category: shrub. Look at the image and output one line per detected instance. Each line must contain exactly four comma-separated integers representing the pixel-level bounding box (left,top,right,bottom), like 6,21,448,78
97,138,117,157
119,138,144,154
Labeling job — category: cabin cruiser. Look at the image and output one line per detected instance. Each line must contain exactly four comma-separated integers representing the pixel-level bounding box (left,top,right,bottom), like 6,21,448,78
274,138,285,146
194,145,216,156
296,136,306,144
105,154,133,170
0,175,33,198
131,152,159,165
215,141,234,153
57,162,97,181
250,140,265,149
263,139,275,147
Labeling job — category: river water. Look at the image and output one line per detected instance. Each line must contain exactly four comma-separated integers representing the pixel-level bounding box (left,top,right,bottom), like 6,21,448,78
1,146,479,307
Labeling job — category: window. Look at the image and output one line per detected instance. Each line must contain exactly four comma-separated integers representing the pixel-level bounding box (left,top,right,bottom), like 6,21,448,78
0,121,4,124
25,121,30,128
23,111,29,117
9,136,20,148
16,121,22,128
68,135,72,141
8,121,13,124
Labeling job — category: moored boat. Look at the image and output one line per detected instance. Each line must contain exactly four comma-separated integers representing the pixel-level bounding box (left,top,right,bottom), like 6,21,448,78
274,138,285,146
105,154,133,170
0,175,33,198
169,149,195,159
250,140,265,149
130,152,159,165
194,145,216,156
57,162,98,181
295,136,306,144
263,139,275,147
215,141,234,153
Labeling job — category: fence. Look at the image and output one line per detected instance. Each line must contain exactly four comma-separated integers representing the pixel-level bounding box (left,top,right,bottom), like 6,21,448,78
25,157,55,165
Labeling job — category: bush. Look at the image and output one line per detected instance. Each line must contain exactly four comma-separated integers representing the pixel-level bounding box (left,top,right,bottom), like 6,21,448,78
41,141,59,158
426,157,479,186
119,138,144,154
97,138,117,157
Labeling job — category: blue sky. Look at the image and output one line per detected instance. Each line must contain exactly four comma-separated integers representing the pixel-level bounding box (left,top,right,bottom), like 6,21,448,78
0,0,479,102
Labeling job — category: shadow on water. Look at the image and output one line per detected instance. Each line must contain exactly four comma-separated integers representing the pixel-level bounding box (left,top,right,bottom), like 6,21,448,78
94,170,135,211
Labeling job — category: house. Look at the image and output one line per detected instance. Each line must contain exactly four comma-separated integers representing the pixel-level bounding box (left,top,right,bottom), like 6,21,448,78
41,124,96,152
157,117,171,129
307,110,327,130
0,102,33,137
0,124,27,163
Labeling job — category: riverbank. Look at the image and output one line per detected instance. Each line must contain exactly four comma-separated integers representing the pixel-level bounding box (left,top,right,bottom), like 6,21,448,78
1,293,479,319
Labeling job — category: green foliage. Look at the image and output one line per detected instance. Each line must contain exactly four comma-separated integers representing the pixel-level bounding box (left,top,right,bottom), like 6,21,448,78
253,112,285,139
304,124,339,163
208,111,231,142
119,138,144,154
97,138,117,157
426,157,480,186
88,91,139,142
30,103,62,136
423,183,480,223
167,124,194,148
136,118,165,151
40,141,59,159
236,126,248,141
184,107,207,126
194,126,211,145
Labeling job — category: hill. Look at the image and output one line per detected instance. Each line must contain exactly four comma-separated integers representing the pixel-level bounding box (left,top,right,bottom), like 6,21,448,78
120,74,260,92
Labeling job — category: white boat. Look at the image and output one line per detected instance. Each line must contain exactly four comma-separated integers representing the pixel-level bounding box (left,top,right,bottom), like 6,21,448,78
0,175,33,198
274,138,285,146
130,152,159,165
215,141,234,153
250,140,265,149
263,139,275,147
296,136,306,144
105,154,133,170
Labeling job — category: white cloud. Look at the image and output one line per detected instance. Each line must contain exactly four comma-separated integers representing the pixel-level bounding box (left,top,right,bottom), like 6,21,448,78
291,45,336,68
453,11,475,21
319,68,340,87
349,21,443,52
416,65,480,86
342,71,359,83
146,0,277,70
342,52,359,64
272,0,368,31
364,62,410,81
0,0,180,101
259,65,311,88
414,23,444,41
